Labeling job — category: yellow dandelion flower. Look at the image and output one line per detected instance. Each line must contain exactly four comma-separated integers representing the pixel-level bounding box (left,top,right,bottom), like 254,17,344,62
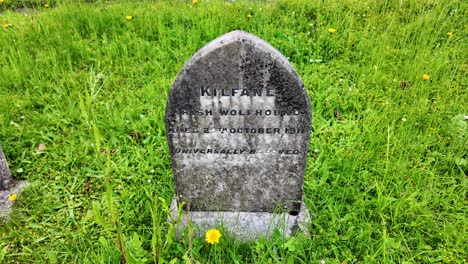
422,74,430,81
9,194,17,201
247,14,253,19
447,32,453,37
0,0,4,3
327,28,336,33
193,0,198,4
44,4,49,8
205,229,221,244
3,24,10,29
125,15,133,21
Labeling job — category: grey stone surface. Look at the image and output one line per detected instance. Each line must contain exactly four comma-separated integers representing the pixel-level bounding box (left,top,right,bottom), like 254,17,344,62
165,30,312,238
0,181,29,222
0,144,13,191
0,144,29,223
169,198,310,241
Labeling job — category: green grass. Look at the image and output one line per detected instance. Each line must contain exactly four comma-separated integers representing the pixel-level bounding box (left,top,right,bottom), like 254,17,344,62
0,0,466,263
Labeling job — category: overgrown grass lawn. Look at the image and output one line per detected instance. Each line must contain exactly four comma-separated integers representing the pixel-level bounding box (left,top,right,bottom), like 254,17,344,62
0,0,466,263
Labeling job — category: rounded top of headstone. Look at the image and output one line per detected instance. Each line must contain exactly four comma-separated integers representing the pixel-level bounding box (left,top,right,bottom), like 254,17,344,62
175,30,301,86
167,30,310,120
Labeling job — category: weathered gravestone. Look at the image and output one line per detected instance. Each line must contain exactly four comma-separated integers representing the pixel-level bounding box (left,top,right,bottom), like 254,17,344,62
166,31,311,240
0,144,13,191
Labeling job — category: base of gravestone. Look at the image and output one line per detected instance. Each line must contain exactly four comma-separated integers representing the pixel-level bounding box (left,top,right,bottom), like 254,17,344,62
168,198,311,241
0,180,29,223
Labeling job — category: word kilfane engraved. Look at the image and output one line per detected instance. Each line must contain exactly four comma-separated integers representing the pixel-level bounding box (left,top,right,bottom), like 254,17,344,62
166,30,312,240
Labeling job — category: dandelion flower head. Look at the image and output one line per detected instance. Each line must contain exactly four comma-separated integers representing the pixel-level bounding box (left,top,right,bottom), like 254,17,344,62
205,229,221,244
9,194,17,201
327,28,336,33
422,74,430,81
125,15,133,21
193,0,198,4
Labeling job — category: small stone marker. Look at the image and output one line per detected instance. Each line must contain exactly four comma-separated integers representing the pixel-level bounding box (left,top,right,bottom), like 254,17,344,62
0,144,28,221
166,31,311,240
0,144,13,191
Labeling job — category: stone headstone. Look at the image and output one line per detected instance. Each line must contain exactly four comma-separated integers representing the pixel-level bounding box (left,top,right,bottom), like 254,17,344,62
0,144,13,191
166,31,311,239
